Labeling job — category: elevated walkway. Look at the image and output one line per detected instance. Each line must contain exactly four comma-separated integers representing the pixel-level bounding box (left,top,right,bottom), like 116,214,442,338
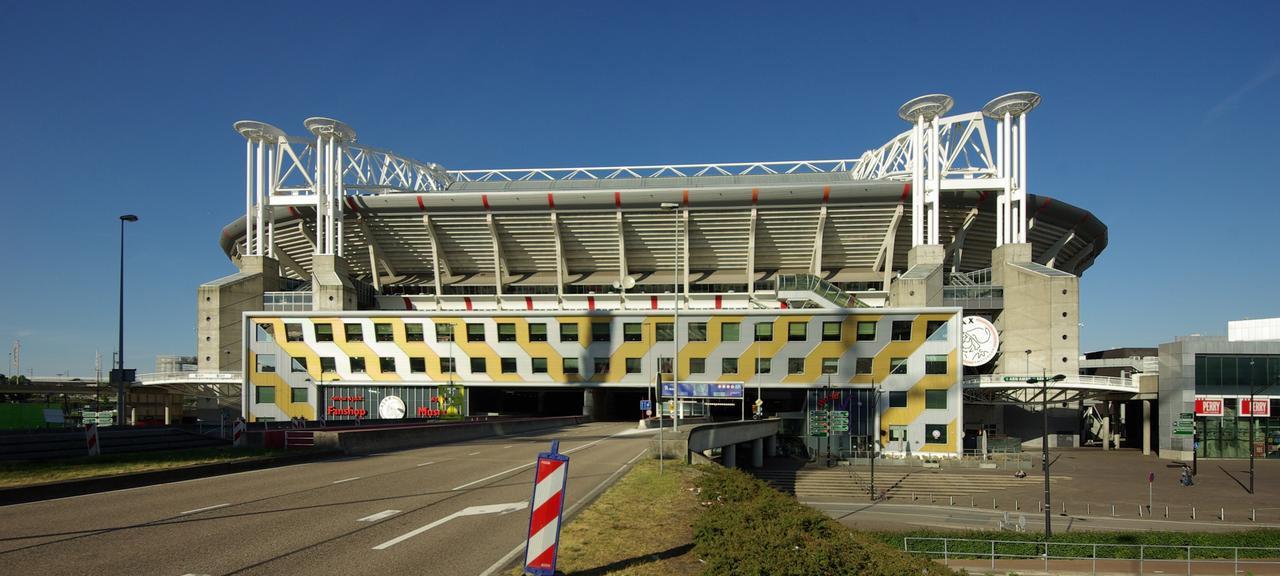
962,374,1137,404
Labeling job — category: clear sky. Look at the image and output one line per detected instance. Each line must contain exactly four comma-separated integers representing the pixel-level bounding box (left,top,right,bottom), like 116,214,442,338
2,1,1278,377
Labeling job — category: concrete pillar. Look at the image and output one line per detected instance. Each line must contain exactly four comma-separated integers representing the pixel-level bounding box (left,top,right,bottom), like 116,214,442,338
197,255,280,373
311,255,356,311
888,245,945,307
980,429,988,458
1101,401,1111,451
1142,400,1151,455
129,407,136,426
752,438,764,467
765,434,777,457
582,389,594,417
164,405,170,426
722,444,736,468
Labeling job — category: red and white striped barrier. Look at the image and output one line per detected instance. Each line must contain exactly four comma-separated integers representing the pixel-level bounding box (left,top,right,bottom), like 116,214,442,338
523,440,569,575
85,424,100,456
232,418,247,448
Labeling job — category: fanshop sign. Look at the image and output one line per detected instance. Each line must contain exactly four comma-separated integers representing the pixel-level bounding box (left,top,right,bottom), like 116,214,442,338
322,385,465,420
1195,398,1223,417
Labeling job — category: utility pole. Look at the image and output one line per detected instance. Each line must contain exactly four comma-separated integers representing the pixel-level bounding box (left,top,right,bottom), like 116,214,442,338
1027,371,1066,537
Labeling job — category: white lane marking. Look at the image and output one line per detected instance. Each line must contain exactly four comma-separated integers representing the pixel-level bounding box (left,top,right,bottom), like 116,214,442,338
358,509,401,522
372,502,528,550
503,445,513,449
467,451,482,456
332,477,361,484
415,461,436,467
615,427,658,436
180,503,230,515
452,430,627,492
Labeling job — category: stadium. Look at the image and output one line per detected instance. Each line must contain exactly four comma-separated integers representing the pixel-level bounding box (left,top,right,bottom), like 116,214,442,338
174,92,1147,456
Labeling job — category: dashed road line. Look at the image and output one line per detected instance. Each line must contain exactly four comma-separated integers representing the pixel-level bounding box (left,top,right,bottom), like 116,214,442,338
358,510,401,522
180,503,230,515
332,477,361,484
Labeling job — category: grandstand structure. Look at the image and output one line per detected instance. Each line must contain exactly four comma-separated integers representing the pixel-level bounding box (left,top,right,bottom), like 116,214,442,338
173,92,1137,452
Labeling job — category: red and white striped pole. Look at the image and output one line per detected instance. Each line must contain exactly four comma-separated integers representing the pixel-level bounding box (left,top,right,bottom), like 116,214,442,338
232,418,247,448
85,423,100,456
523,440,569,575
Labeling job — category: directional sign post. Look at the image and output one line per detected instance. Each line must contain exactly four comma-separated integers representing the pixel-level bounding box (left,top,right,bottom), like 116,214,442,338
524,440,569,576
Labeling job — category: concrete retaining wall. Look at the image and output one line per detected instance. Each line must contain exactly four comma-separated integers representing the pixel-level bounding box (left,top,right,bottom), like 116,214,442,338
309,416,591,454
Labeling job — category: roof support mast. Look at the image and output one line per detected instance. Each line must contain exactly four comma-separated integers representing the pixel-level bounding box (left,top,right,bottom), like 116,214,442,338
234,121,286,259
304,117,357,258
982,92,1041,246
897,95,953,249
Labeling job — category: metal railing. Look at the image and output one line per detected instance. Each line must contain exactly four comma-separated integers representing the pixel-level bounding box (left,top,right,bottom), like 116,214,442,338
942,285,1004,309
904,537,1280,575
775,274,867,308
963,374,1138,392
136,371,240,384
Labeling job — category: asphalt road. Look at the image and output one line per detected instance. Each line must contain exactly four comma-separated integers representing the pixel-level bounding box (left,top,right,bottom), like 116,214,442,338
0,421,652,576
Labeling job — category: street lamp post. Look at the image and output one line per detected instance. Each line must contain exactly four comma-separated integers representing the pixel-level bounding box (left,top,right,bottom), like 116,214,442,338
870,379,881,500
660,202,682,432
116,214,138,424
1249,372,1277,494
1027,371,1066,537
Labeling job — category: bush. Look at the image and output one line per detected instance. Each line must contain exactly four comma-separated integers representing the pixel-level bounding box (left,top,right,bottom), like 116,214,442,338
692,465,955,575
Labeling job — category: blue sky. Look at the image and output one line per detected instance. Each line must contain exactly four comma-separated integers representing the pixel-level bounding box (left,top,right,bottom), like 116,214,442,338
1,1,1278,377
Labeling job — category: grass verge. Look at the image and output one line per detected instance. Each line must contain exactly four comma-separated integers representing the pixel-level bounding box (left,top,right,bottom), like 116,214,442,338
0,446,294,488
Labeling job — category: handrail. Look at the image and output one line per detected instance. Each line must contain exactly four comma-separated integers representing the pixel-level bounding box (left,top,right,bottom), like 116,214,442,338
136,371,240,384
904,536,1280,572
962,374,1137,391
774,274,868,308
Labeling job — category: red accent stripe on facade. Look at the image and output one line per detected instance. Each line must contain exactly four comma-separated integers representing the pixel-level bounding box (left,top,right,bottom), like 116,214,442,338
344,196,358,212
288,206,300,218
682,189,689,206
651,296,658,310
751,188,759,204
902,182,911,201
822,186,830,203
715,295,722,309
481,194,490,210
464,297,473,311
525,296,533,310
402,297,413,310
416,196,426,211
547,193,555,209
780,301,790,309
977,190,990,203
587,296,595,310
614,192,621,208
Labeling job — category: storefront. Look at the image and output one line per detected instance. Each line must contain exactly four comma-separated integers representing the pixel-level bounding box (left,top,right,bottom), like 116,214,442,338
1194,396,1280,459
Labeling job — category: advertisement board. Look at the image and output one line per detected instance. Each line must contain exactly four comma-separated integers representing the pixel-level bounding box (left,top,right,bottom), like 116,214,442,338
660,382,743,399
1240,398,1272,418
1195,397,1223,417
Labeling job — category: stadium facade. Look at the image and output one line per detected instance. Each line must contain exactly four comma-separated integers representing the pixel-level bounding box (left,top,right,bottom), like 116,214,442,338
190,92,1127,456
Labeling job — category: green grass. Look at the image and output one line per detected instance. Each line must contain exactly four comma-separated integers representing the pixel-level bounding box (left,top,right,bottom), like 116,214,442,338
0,446,296,488
874,529,1280,560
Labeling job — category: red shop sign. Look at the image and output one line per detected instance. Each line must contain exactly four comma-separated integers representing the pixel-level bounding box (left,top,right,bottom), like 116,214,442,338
1195,398,1223,417
1240,399,1272,418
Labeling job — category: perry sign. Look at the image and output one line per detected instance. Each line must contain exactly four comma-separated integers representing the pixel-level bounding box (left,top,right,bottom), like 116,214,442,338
523,440,569,576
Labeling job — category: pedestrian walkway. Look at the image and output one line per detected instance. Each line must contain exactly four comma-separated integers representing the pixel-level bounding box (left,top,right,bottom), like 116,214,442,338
752,467,1063,501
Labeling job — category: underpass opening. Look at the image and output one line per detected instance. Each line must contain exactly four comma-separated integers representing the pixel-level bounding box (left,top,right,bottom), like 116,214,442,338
468,387,584,418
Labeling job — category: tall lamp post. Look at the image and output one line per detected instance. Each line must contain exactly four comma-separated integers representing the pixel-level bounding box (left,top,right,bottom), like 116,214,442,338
1248,371,1277,494
116,214,138,424
660,202,682,432
1027,371,1066,537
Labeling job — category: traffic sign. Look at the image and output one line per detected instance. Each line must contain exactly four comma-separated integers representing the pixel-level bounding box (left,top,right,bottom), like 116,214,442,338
640,399,651,411
1173,412,1195,436
524,441,569,575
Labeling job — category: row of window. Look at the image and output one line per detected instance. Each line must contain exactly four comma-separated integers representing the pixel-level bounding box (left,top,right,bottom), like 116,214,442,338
262,319,945,345
255,353,949,377
255,386,308,404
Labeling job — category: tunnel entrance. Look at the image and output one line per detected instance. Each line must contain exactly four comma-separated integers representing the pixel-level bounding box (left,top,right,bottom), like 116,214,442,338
467,387,655,421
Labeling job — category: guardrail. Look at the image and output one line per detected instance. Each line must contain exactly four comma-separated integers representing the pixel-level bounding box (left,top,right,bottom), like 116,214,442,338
903,537,1280,575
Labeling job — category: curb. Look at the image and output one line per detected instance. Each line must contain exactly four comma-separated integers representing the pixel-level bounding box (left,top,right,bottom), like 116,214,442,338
0,450,342,506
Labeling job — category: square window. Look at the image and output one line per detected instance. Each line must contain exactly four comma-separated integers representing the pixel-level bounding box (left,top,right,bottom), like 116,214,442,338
379,357,396,373
375,323,394,342
788,358,804,375
256,324,274,342
501,357,518,374
467,323,485,342
925,389,948,410
855,357,872,375
756,358,771,373
856,321,876,341
406,324,425,342
532,357,548,374
290,387,308,403
721,322,740,342
255,385,275,404
926,354,948,375
889,391,907,408
529,323,547,342
890,357,907,374
345,323,363,342
689,358,706,374
256,354,276,373
593,358,610,377
498,323,517,342
410,357,426,373
285,323,304,342
290,357,307,373
560,323,579,343
754,323,773,342
891,320,912,341
925,424,948,444
889,425,908,441
320,357,336,373
625,358,642,374
822,321,841,341
350,357,366,373
592,323,611,342
657,357,673,373
925,320,947,340
315,323,334,342
624,323,643,342
563,357,579,375
656,322,674,342
821,357,839,374
722,357,739,374
436,323,455,342
688,322,707,342
439,357,456,373
470,357,487,373
788,322,807,342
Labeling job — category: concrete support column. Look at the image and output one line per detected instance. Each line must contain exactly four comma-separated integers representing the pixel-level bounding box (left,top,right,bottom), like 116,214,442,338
765,434,777,457
1101,401,1111,451
164,405,170,426
722,444,736,468
1142,400,1152,456
752,438,764,467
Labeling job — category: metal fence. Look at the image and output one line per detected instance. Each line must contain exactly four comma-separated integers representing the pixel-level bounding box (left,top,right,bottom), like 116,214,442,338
904,537,1280,575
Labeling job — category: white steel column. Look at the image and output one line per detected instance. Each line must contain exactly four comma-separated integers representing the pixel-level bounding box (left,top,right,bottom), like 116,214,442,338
982,92,1042,247
912,117,924,247
315,132,326,255
929,115,941,245
266,146,275,259
255,140,265,256
1002,112,1012,246
995,116,1005,247
1018,113,1029,243
337,139,345,257
897,94,953,247
244,139,253,256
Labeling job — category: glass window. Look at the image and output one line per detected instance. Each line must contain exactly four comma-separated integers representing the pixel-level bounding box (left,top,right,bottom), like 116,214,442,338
889,425,908,441
626,358,642,374
926,320,947,341
532,358,548,374
722,357,739,374
821,358,839,374
891,320,912,341
592,323,610,342
375,323,394,342
689,322,707,342
436,323,455,342
529,323,547,342
470,357,486,373
440,357,456,373
405,324,425,342
290,387,308,403
925,389,947,409
342,323,362,342
788,322,807,342
689,358,706,374
350,357,366,373
624,323,643,342
255,385,275,404
498,323,517,342
658,357,673,373
285,323,304,342
501,358,517,374
256,323,273,342
855,357,872,375
290,357,307,373
410,357,426,373
320,357,336,373
467,323,485,342
926,354,948,375
560,323,579,343
593,358,609,377
757,358,771,373
656,322,674,342
856,321,876,341
890,357,907,374
563,357,579,375
315,323,333,342
822,322,841,341
889,391,907,408
925,424,948,444
379,357,396,373
256,354,276,373
721,322,740,342
788,358,804,375
754,323,774,342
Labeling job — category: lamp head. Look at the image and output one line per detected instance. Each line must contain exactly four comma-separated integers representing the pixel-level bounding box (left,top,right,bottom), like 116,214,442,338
1051,374,1067,382
120,214,139,222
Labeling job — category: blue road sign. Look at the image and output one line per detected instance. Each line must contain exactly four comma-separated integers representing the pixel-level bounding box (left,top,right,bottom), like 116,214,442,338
660,382,744,399
640,399,651,410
